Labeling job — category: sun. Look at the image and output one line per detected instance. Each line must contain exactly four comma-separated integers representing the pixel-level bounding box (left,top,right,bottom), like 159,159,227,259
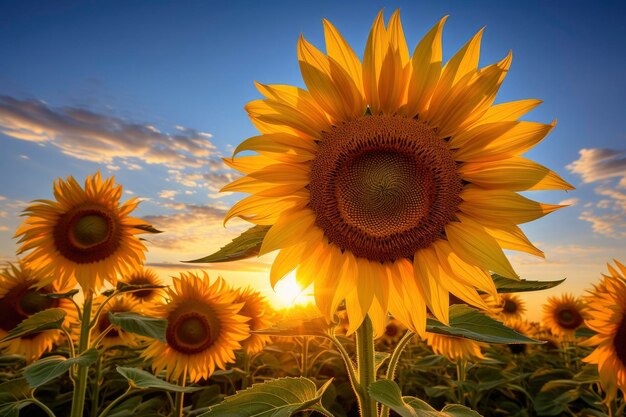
271,271,311,309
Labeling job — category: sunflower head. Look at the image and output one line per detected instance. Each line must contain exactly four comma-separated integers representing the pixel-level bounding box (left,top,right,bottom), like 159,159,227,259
120,267,165,315
582,260,626,399
15,172,158,293
234,286,275,354
142,271,249,382
542,293,586,339
379,318,407,347
223,9,571,336
92,295,141,349
0,262,75,362
493,293,526,320
424,332,484,362
505,318,533,355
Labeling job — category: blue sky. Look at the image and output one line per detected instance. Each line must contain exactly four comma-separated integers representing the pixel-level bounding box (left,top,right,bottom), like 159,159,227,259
1,1,625,315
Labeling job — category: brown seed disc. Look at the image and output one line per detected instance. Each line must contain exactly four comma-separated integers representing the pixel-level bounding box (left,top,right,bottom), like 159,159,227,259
166,303,220,354
53,205,122,264
385,322,399,338
0,282,58,332
503,299,518,314
309,115,462,262
614,314,626,367
555,307,583,330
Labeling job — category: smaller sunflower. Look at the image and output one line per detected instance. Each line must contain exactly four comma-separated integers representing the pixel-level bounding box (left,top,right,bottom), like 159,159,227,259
142,272,249,382
91,295,142,349
379,318,407,348
542,293,585,340
234,286,275,355
581,260,626,399
120,268,164,314
492,293,526,321
0,262,75,362
15,172,155,292
424,333,484,362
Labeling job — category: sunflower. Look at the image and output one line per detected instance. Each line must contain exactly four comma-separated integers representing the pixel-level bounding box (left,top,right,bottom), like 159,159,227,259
505,318,533,354
222,10,571,335
0,262,75,362
234,286,274,354
494,293,526,321
15,172,154,292
142,271,249,382
542,293,585,340
581,260,626,399
424,333,484,362
120,267,164,314
91,295,142,349
379,318,407,347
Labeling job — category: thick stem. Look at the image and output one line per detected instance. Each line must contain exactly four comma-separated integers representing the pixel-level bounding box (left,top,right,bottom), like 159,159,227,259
89,354,103,417
241,351,250,390
456,359,467,405
70,291,94,417
380,330,414,417
301,336,310,377
174,367,187,417
355,316,377,417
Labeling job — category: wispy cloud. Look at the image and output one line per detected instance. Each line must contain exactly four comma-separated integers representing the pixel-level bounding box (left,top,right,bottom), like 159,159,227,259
567,147,626,238
0,96,217,169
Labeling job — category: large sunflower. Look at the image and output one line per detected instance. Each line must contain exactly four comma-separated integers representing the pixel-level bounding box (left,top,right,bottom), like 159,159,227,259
542,293,585,340
142,271,250,382
15,172,154,292
223,10,571,335
234,286,274,354
581,260,626,399
0,262,75,362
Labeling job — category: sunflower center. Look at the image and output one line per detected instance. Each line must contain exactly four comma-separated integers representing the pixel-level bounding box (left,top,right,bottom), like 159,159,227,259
166,308,219,354
613,314,626,366
385,323,399,337
503,299,518,314
309,115,462,262
556,307,583,330
0,282,58,331
53,206,122,264
127,277,156,300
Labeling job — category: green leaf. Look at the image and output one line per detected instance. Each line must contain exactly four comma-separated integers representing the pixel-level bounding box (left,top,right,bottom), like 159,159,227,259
23,348,98,388
375,352,390,373
575,326,596,338
200,377,333,417
116,367,202,393
108,312,167,342
369,380,482,417
0,308,66,342
116,281,167,294
0,378,32,417
533,380,581,415
133,223,163,234
46,289,80,299
426,305,542,344
492,274,565,293
185,225,270,263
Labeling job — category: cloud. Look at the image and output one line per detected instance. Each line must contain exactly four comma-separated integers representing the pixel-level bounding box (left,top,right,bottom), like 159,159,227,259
158,190,178,200
566,148,626,183
567,148,626,238
0,96,216,169
558,198,579,206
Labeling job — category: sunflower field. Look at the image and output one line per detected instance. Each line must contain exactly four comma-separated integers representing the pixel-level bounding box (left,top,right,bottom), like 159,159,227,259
1,8,625,417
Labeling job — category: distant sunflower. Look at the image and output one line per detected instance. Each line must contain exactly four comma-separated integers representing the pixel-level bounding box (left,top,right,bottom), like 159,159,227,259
15,172,155,292
379,318,407,347
92,295,141,349
506,318,533,354
495,293,526,321
223,10,571,335
234,286,274,354
424,333,484,362
542,293,585,339
581,260,626,399
142,272,249,382
120,268,164,314
0,262,75,362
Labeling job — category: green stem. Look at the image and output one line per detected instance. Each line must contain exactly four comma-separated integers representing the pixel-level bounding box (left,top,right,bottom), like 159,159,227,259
30,396,57,417
456,359,466,405
97,387,132,417
61,327,76,359
70,291,94,417
330,335,358,391
174,368,187,417
380,330,414,417
89,354,103,417
301,336,310,377
355,316,377,417
88,291,118,331
241,351,250,390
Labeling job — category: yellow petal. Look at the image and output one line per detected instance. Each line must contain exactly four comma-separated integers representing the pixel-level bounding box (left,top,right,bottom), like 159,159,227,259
255,83,330,129
406,16,447,117
356,257,377,316
363,10,389,114
369,298,388,338
298,36,364,121
259,208,318,255
224,155,289,174
224,192,308,226
445,217,519,279
473,98,543,125
345,287,365,335
323,19,364,95
413,246,449,324
270,243,308,288
314,244,350,318
453,120,555,162
297,241,330,290
246,99,324,139
459,156,575,191
233,133,317,158
388,9,409,67
482,223,544,258
460,187,565,226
